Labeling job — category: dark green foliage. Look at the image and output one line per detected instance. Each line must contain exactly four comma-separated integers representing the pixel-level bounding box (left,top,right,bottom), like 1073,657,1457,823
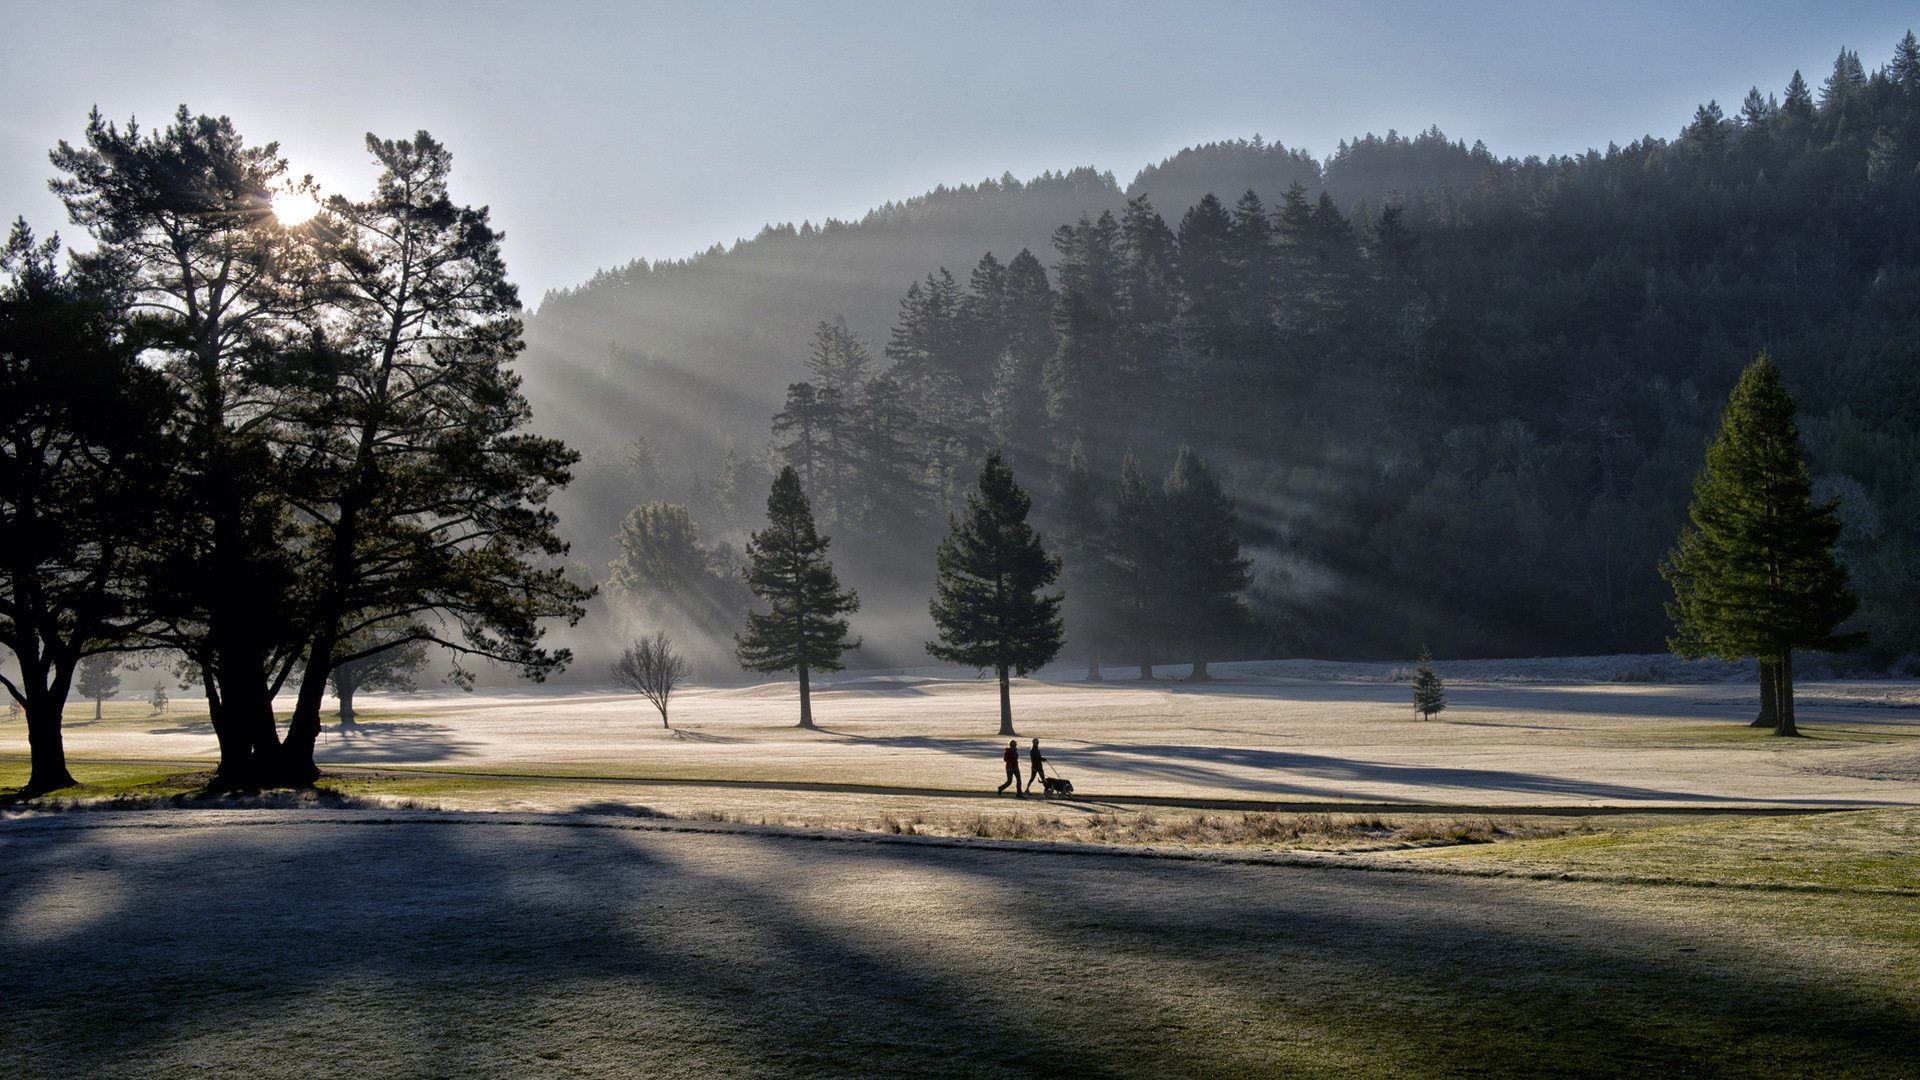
1411,647,1446,720
1161,447,1253,678
45,112,589,787
1055,441,1114,680
736,467,860,728
0,220,172,792
608,501,748,642
1110,453,1167,679
76,655,121,720
529,30,1920,666
927,452,1063,734
1662,355,1857,736
51,106,319,786
327,623,430,725
274,130,591,782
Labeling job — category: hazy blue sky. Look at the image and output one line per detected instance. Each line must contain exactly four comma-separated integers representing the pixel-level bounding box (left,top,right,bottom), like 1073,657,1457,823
2,1,1914,303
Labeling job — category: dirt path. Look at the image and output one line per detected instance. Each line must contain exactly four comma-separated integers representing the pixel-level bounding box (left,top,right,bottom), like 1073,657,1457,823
3,810,1914,1078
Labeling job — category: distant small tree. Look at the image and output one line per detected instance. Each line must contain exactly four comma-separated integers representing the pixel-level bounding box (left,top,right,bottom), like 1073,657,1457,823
613,630,690,729
736,467,860,728
329,628,431,725
927,451,1064,736
76,655,121,721
148,682,168,715
1412,648,1446,720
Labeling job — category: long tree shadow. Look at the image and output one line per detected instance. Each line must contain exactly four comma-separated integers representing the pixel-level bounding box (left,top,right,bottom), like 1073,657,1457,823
314,720,482,764
1064,742,1905,804
2,812,1912,1076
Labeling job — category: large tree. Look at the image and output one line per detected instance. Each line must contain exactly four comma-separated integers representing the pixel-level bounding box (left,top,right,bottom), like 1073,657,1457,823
927,451,1064,736
1161,447,1253,679
273,131,591,783
0,221,172,794
51,106,324,787
735,467,860,728
1661,354,1856,736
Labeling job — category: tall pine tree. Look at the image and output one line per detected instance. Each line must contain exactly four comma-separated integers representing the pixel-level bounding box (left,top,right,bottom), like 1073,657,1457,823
1660,354,1856,737
736,467,860,728
927,451,1064,735
1161,447,1253,679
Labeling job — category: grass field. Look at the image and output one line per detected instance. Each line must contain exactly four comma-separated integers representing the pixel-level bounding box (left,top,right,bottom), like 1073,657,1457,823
3,666,1917,1076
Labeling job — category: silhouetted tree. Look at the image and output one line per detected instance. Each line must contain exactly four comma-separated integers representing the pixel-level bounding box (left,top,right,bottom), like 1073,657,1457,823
0,220,171,793
1662,355,1857,736
328,623,430,725
276,130,591,784
51,106,318,787
612,630,690,729
1161,447,1253,679
927,451,1063,735
1055,442,1113,681
1109,453,1166,680
736,467,860,728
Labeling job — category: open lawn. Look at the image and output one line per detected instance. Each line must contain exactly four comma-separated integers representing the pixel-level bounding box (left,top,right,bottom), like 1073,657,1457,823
3,663,1917,1076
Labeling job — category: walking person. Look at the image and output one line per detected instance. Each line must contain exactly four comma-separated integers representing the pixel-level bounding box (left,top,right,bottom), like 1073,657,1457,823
1026,738,1046,792
997,739,1024,796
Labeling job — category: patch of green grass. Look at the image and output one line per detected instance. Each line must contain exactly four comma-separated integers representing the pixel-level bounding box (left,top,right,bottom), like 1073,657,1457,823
0,761,211,801
1402,807,1920,892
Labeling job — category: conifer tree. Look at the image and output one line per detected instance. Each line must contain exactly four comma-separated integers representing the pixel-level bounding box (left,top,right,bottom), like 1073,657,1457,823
736,467,860,728
1110,453,1166,680
1,221,171,792
76,655,122,722
1661,354,1856,737
1056,442,1113,681
1411,647,1446,720
1161,447,1253,679
927,451,1063,735
1894,31,1920,98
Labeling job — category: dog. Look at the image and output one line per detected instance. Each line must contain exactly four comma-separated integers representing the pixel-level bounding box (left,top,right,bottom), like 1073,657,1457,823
1041,775,1073,797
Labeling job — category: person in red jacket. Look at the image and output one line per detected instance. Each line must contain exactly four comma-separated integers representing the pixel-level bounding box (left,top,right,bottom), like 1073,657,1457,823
997,739,1024,796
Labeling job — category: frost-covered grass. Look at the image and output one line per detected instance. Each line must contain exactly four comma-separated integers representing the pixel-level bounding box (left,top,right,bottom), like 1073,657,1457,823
1404,807,1920,893
2,810,1915,1078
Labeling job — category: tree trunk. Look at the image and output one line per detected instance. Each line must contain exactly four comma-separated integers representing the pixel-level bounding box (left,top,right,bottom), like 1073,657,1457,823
797,665,814,729
275,635,337,788
659,703,670,729
1749,660,1779,727
1773,651,1799,737
1191,657,1212,681
22,692,77,795
206,656,283,791
337,681,358,726
1137,661,1153,681
1085,646,1102,683
997,663,1015,737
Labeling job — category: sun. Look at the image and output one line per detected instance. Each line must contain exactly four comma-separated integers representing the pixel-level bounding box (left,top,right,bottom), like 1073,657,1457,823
271,187,324,226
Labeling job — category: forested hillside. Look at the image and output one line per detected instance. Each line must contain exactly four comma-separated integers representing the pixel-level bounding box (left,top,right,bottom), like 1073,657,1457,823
530,35,1920,667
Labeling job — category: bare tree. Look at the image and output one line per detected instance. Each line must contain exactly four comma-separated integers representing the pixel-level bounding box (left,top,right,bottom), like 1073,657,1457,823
612,631,690,729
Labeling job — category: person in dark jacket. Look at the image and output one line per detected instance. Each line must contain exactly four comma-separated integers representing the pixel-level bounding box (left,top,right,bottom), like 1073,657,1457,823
1026,738,1046,791
997,739,1024,796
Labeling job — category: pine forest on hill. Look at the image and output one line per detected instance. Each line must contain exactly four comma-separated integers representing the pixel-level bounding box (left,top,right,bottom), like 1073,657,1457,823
527,35,1920,668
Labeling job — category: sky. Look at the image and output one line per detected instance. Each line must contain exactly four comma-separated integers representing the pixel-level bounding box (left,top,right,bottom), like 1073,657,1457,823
2,1,1914,305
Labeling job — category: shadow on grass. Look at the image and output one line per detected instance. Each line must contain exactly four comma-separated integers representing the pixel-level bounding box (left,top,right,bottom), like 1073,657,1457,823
0,812,1913,1077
